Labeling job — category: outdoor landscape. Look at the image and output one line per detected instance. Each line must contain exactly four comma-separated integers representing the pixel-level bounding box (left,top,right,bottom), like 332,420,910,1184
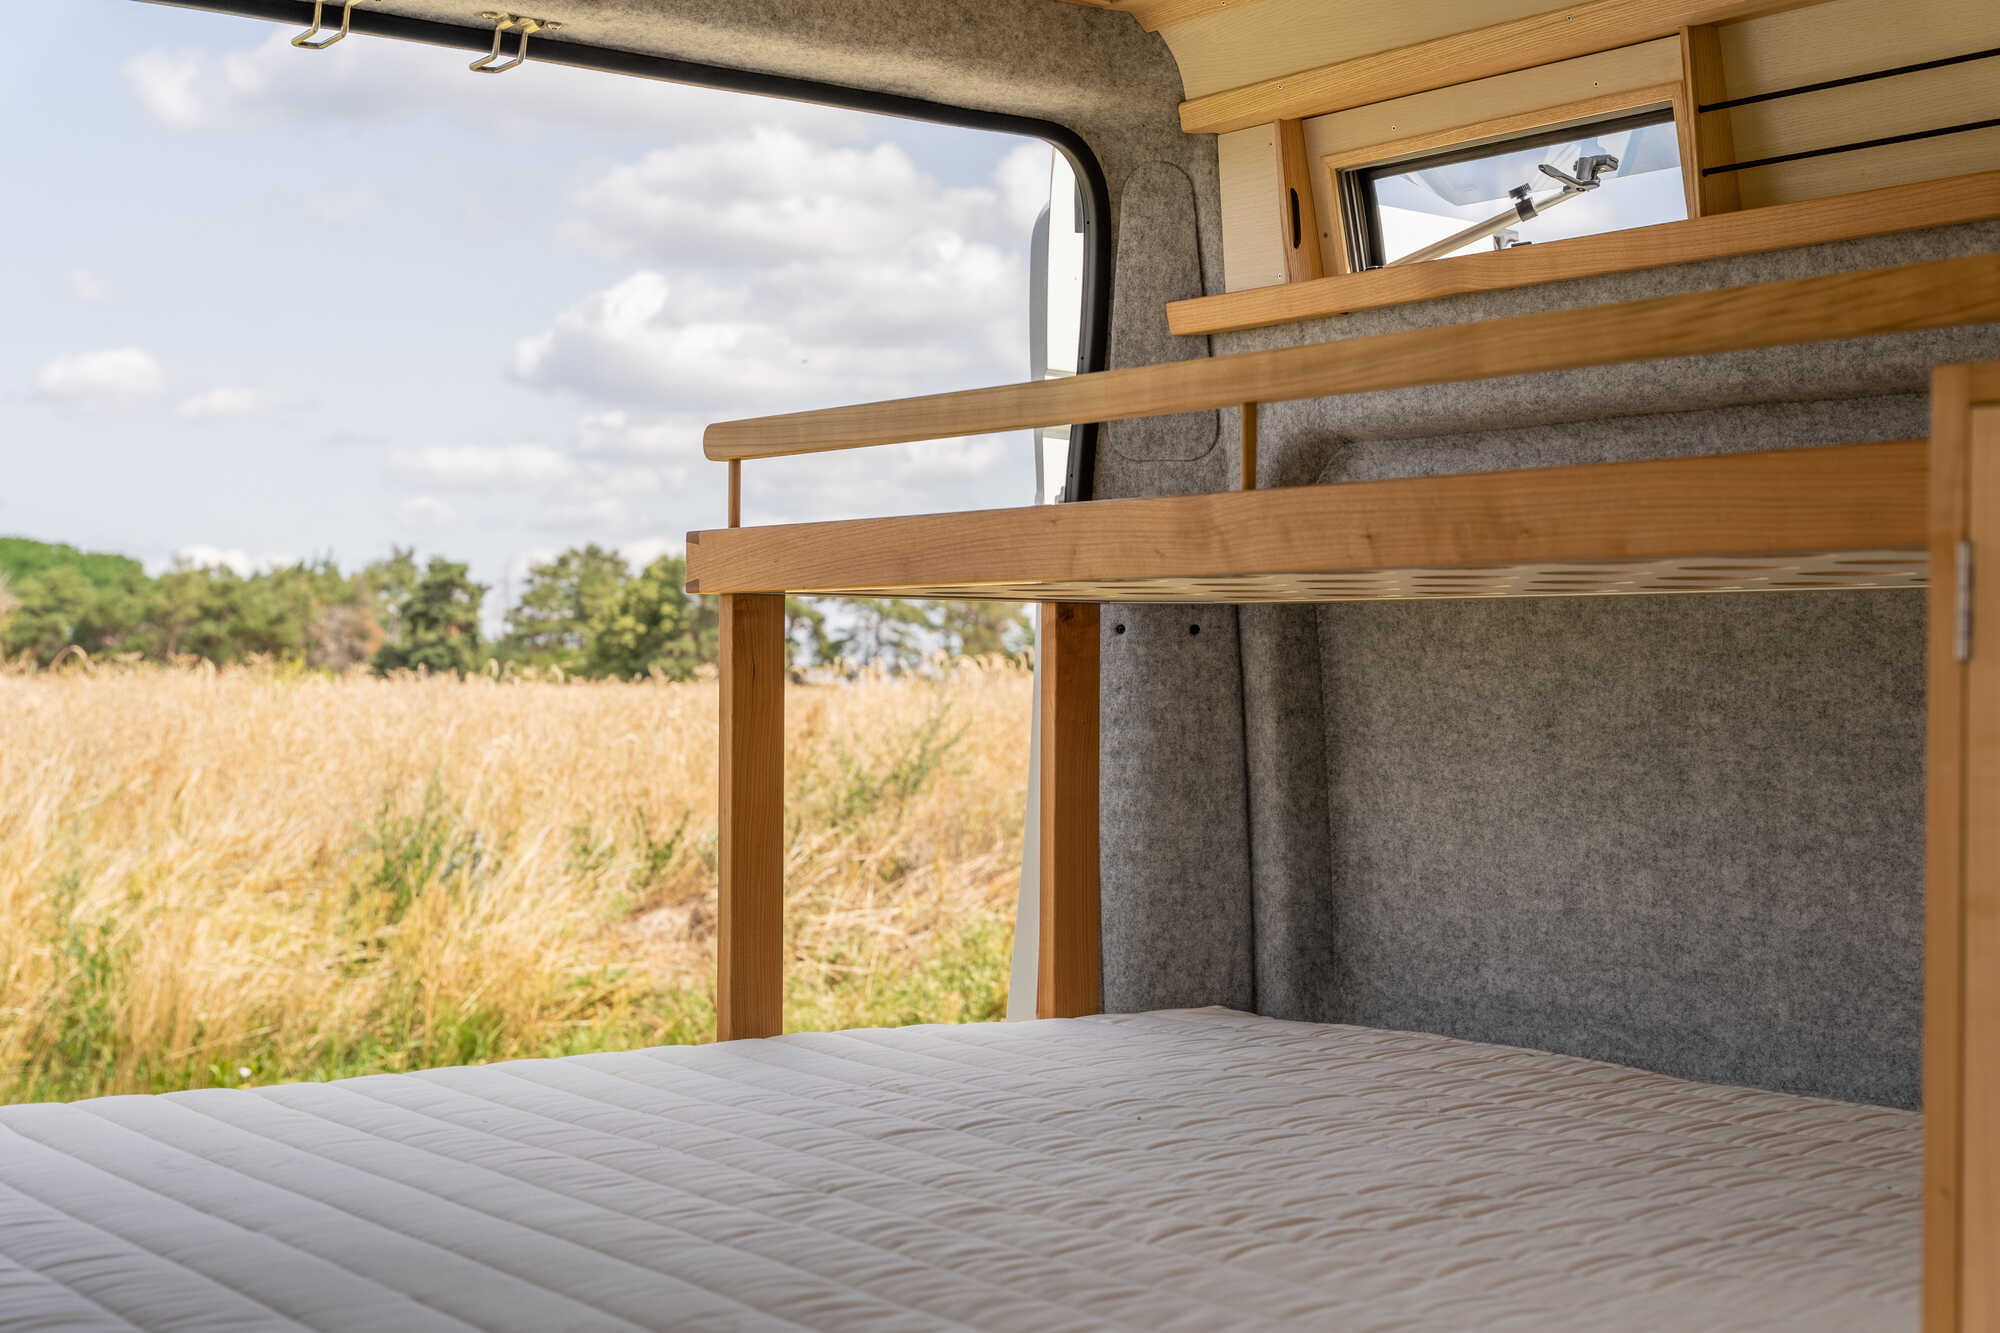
0,536,1034,1104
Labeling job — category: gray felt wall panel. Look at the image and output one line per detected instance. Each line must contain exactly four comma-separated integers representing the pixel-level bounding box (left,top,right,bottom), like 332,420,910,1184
1312,590,1925,1108
1099,604,1254,1014
1105,164,1219,465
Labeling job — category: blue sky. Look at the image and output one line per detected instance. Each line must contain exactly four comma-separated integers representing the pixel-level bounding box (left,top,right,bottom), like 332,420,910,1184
2,0,1050,610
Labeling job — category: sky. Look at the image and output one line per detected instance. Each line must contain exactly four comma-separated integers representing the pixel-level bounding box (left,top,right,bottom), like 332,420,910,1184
1,1,1055,615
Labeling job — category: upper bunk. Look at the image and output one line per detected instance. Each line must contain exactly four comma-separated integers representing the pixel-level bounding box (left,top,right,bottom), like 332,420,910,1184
685,252,1995,603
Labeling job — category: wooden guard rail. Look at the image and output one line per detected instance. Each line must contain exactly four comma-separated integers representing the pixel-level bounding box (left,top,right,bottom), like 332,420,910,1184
705,253,2000,467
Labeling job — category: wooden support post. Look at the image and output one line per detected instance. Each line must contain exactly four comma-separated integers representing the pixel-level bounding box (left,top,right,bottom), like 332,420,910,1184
728,459,742,528
1036,602,1100,1019
1676,24,1740,217
717,593,785,1041
1241,401,1259,490
1925,362,2000,1331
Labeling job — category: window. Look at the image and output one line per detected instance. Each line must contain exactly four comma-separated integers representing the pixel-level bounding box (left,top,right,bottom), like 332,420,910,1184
1342,109,1687,270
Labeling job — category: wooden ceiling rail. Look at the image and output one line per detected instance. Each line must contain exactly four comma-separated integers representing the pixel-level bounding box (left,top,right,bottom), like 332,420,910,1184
703,252,2000,462
1177,0,1821,135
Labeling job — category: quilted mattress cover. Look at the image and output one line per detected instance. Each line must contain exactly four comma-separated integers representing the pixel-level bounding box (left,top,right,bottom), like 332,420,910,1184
0,1008,1918,1331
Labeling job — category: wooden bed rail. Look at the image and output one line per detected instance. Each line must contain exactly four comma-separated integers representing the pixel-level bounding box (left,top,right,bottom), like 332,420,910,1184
703,253,2000,465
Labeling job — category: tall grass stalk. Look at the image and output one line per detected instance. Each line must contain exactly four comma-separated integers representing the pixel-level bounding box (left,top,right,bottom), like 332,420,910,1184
0,659,1029,1102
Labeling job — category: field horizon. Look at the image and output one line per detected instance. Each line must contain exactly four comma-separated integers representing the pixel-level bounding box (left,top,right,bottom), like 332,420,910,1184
0,659,1031,1104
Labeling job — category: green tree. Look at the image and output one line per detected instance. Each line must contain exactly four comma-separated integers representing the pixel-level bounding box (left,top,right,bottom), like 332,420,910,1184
500,545,630,669
583,554,715,680
374,557,485,676
932,600,1033,660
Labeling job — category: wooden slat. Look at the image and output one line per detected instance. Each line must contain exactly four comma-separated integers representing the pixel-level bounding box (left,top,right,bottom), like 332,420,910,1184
1036,602,1100,1019
1168,172,2000,335
717,593,785,1041
1318,80,1681,172
1177,0,1820,135
1924,367,1972,1333
686,442,1927,598
706,253,2000,460
1961,399,2000,1331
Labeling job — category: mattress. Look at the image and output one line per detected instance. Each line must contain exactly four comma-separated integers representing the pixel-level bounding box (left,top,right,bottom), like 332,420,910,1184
0,1008,1917,1331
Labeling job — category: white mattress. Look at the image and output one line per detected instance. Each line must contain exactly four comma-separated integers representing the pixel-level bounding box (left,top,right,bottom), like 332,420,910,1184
0,1009,1918,1331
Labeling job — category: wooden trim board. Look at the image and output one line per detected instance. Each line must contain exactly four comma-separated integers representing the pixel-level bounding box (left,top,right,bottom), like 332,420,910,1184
706,253,2000,460
1168,171,2000,336
687,442,1926,598
1178,0,1820,134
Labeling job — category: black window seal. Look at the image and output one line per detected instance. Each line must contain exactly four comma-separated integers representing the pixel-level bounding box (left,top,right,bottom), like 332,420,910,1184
134,0,1115,502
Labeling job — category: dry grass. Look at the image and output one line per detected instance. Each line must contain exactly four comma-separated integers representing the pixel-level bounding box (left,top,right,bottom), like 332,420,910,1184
0,659,1031,1103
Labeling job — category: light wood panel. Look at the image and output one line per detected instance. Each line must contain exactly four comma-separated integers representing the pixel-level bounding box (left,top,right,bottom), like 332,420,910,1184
1219,124,1286,290
1178,0,1820,134
686,442,1927,599
1736,125,2000,212
1052,0,1268,33
1317,81,1679,173
1924,367,1974,1333
1962,401,2000,1332
1679,25,1740,214
717,593,784,1042
1036,602,1100,1019
1161,0,1558,101
706,253,2000,459
1718,0,2000,100
1169,172,2000,335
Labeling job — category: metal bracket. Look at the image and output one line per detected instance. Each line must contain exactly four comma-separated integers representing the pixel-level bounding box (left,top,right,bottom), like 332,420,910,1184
471,11,560,73
1957,540,1975,662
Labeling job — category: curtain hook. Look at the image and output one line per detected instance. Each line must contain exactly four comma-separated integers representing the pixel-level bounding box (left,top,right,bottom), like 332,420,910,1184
471,11,555,74
292,0,364,50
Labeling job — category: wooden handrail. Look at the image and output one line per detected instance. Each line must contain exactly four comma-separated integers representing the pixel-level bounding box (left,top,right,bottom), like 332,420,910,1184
703,253,2000,462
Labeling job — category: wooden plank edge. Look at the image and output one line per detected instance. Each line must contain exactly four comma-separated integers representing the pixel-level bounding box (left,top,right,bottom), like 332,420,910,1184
686,440,1927,595
1052,0,1269,32
706,253,1999,460
1167,170,2000,336
1177,0,1821,134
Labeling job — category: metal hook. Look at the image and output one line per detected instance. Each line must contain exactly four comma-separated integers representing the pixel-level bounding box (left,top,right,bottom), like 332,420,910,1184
471,11,556,74
292,0,364,50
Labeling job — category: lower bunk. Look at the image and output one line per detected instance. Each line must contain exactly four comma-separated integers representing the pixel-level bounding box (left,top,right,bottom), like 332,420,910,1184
0,1008,1916,1331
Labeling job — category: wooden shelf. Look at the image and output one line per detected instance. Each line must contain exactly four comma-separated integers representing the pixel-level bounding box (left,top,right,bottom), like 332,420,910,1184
687,441,1925,602
1170,172,2000,336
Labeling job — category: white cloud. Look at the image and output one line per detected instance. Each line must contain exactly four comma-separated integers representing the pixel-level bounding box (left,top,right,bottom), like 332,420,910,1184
70,269,113,304
164,545,295,578
390,443,576,489
33,347,166,405
396,496,458,528
176,387,269,420
513,128,1042,418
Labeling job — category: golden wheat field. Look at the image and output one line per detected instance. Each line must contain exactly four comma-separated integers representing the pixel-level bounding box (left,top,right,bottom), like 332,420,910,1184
0,661,1031,1103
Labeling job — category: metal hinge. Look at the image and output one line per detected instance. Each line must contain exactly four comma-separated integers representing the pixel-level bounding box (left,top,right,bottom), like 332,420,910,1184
1956,540,1975,663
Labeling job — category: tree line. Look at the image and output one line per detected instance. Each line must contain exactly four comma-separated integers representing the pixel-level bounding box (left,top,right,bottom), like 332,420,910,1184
0,537,1031,678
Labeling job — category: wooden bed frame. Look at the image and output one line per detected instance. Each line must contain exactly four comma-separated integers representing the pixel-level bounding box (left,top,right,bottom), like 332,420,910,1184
685,254,2000,1331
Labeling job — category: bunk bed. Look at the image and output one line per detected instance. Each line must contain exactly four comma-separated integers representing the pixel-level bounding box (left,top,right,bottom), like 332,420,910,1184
1,256,1993,1330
